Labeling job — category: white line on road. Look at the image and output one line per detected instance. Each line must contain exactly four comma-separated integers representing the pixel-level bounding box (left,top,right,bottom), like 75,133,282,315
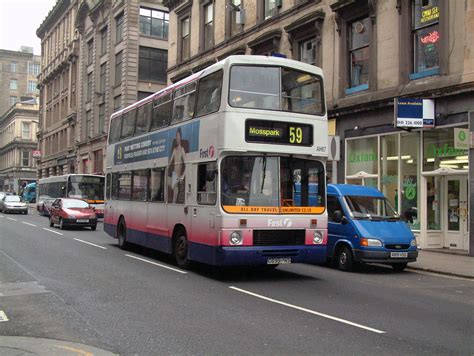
6,217,17,221
73,238,107,250
21,222,37,227
407,269,474,282
125,254,187,274
229,286,386,334
42,228,63,236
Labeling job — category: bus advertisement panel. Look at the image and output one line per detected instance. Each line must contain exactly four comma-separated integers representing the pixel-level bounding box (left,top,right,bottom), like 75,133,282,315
104,55,328,268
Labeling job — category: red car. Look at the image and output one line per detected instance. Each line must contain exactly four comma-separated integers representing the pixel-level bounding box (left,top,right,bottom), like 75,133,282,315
49,198,97,230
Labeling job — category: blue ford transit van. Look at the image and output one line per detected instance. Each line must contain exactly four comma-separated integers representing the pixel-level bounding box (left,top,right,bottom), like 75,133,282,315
326,184,418,272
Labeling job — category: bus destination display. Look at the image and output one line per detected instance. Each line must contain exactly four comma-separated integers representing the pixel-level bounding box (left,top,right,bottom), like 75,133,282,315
245,119,313,146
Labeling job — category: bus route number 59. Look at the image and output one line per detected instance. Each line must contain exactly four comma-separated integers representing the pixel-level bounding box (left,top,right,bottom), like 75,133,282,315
289,127,303,144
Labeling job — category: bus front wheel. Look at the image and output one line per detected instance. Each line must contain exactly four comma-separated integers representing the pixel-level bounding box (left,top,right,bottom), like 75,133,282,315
174,229,191,269
117,219,128,250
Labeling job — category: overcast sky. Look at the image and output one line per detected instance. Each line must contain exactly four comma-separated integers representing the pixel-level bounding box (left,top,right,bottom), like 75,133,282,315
0,0,58,55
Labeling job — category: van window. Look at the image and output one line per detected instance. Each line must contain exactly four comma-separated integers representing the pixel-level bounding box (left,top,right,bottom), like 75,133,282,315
327,195,344,222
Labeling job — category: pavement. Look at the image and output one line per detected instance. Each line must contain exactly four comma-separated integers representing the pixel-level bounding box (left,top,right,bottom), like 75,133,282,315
407,249,474,279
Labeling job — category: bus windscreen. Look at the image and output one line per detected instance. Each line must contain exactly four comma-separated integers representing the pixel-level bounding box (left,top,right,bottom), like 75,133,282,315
67,176,104,201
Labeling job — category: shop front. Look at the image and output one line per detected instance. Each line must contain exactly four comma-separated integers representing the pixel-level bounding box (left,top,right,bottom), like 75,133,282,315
344,124,469,252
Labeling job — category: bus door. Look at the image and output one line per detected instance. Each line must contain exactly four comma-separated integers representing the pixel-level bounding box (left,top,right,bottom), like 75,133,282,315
191,162,218,260
146,168,169,253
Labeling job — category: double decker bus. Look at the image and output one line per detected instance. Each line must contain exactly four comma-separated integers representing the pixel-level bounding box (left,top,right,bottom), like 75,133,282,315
37,174,105,216
104,55,328,268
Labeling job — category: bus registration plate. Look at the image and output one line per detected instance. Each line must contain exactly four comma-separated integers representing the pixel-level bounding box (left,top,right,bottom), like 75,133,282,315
390,252,408,258
267,257,291,265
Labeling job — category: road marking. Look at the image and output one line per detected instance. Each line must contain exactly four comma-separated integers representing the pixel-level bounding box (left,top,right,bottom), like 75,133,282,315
0,311,9,322
0,215,3,218
229,286,386,334
407,269,474,282
6,217,17,221
42,228,63,235
73,238,107,250
54,345,93,356
125,254,187,274
22,222,36,227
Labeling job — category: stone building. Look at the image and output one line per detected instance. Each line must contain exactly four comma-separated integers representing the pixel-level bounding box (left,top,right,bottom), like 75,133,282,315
37,0,80,178
164,0,473,254
0,102,39,193
0,48,40,117
74,0,168,175
36,0,169,177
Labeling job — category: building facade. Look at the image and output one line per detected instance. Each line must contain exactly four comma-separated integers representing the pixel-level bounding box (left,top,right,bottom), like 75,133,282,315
74,0,168,175
164,0,473,254
0,102,39,193
37,0,80,178
37,0,169,177
0,48,40,117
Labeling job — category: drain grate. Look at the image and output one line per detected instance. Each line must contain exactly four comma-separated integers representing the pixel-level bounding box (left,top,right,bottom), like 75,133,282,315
0,311,9,322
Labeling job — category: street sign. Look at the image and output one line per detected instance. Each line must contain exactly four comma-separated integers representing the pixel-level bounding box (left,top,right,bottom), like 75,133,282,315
394,98,435,128
32,150,41,158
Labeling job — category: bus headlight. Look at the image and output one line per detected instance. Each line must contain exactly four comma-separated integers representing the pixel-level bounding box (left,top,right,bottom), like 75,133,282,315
229,231,243,245
313,231,323,244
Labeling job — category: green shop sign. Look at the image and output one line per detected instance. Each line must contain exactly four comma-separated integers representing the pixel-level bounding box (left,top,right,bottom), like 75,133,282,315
427,144,466,158
349,151,377,163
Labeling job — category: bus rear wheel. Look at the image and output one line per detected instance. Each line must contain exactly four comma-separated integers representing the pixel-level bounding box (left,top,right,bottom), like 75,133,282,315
117,219,128,250
174,229,191,269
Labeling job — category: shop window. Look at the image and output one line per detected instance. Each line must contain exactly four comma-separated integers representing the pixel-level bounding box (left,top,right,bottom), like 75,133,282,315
380,135,398,211
423,127,469,172
346,137,378,177
400,132,420,230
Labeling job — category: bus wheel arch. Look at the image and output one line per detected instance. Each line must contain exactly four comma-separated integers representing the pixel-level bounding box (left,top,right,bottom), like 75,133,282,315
117,215,128,250
172,225,191,269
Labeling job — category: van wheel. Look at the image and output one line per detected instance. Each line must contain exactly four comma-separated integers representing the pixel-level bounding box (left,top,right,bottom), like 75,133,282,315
174,229,191,269
337,246,354,272
392,263,407,272
117,219,128,250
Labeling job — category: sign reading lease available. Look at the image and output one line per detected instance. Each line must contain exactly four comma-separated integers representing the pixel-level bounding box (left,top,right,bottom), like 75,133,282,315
394,98,435,129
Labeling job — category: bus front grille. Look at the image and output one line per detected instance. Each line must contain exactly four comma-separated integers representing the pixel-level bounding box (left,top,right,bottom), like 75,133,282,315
253,230,305,246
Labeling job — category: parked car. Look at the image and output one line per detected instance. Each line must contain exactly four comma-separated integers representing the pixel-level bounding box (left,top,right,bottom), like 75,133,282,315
0,195,28,214
49,198,97,230
326,184,418,272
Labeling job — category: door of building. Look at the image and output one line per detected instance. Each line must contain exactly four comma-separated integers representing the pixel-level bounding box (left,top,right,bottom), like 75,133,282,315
444,175,469,250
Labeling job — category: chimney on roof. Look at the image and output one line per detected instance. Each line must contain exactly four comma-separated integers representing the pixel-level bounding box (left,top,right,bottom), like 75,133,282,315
20,46,34,54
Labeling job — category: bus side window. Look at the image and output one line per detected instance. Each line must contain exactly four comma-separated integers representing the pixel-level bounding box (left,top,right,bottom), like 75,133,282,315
172,82,196,123
120,110,137,140
132,170,149,201
197,162,217,205
118,172,132,200
111,173,119,200
106,174,111,200
109,116,122,144
151,93,171,131
150,168,166,202
135,102,152,136
196,70,223,117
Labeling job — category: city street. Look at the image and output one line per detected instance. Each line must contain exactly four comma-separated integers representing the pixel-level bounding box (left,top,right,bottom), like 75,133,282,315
0,210,473,355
